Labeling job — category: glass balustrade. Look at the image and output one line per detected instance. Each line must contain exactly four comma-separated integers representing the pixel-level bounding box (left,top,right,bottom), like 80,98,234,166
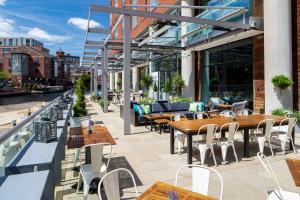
0,91,71,177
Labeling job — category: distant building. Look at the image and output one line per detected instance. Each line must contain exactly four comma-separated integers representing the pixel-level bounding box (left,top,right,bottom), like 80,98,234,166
52,50,80,86
0,37,43,47
70,66,91,83
0,45,52,87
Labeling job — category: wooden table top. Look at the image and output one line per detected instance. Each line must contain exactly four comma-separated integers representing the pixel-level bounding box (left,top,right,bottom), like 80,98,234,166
286,158,300,187
218,104,232,109
67,126,116,149
137,181,216,200
144,113,174,120
154,119,170,124
168,114,285,134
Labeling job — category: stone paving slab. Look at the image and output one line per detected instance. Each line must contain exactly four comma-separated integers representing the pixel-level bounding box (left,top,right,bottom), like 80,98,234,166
56,101,300,200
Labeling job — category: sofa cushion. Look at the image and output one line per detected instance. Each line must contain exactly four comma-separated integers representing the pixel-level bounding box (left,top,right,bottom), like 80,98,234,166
133,104,144,116
141,104,151,114
169,102,190,112
151,102,170,113
189,103,198,112
197,102,205,112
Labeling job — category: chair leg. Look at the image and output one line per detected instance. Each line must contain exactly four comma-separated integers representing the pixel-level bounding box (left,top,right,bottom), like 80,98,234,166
76,173,82,194
220,143,228,165
83,180,90,200
278,134,288,155
290,137,297,154
74,148,80,167
257,137,266,154
232,143,239,163
210,147,217,167
268,140,274,157
177,137,184,155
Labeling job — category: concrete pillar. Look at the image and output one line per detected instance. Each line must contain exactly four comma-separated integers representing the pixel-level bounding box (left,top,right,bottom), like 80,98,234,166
264,0,293,113
132,67,139,92
109,72,114,91
121,71,125,91
90,66,93,95
93,60,97,95
181,0,195,99
102,47,108,113
114,72,119,90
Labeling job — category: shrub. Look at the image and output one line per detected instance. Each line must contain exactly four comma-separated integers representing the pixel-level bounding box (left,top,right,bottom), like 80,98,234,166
172,74,184,96
271,108,288,116
140,74,153,90
138,97,155,105
292,112,300,122
98,99,104,109
163,81,171,93
170,96,193,103
73,102,86,117
271,75,293,90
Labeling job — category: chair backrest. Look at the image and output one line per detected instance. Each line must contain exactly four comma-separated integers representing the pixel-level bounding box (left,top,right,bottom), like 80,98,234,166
231,101,247,114
219,122,239,142
256,119,275,139
196,124,218,146
238,109,254,116
98,168,139,200
220,111,236,118
171,114,187,122
194,112,209,120
175,164,223,200
279,118,297,137
257,152,284,199
79,143,112,173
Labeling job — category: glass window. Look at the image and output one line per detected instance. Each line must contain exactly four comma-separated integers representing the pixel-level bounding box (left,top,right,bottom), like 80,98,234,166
131,0,138,29
150,0,158,11
26,39,30,46
9,39,13,46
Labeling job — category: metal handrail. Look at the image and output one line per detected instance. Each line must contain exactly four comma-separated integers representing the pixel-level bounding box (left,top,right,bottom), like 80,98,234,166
0,91,70,144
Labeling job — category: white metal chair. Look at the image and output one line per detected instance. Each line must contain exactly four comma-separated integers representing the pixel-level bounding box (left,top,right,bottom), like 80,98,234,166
76,143,112,200
98,168,139,200
271,118,297,154
215,122,239,164
251,119,275,156
175,164,223,200
257,152,300,200
220,110,236,118
238,109,254,116
194,112,209,120
193,124,218,166
171,114,187,155
231,101,248,114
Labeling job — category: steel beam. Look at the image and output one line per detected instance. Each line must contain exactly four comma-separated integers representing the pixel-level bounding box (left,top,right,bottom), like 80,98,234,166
84,44,104,49
105,14,124,44
90,5,251,29
138,25,171,47
94,59,98,95
90,65,93,95
102,46,108,113
84,52,98,56
88,27,110,34
123,15,131,135
86,40,105,45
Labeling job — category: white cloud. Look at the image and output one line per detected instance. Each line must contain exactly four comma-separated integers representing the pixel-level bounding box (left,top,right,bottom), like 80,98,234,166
0,18,16,36
26,27,71,43
0,0,7,6
67,17,102,30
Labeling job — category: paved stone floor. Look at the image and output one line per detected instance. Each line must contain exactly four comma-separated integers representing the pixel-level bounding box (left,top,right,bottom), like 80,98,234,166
56,101,300,200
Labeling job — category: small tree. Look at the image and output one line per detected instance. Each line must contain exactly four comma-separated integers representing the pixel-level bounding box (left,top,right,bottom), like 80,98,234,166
153,81,158,92
271,74,293,105
172,73,185,96
163,80,171,93
116,79,122,90
140,74,153,91
0,71,8,81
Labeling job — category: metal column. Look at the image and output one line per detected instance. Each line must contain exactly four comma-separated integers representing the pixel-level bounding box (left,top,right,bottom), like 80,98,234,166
93,59,97,95
123,15,131,135
90,65,93,95
102,47,109,113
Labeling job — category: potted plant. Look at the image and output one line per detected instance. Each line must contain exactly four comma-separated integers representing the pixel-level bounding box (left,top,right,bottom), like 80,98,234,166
152,81,158,100
271,74,293,107
117,79,122,90
140,74,153,91
161,81,171,100
172,74,185,96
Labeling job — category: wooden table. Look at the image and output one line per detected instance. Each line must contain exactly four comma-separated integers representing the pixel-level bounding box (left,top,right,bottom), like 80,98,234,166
218,104,232,111
67,126,116,163
286,158,300,187
137,181,216,200
154,119,170,134
169,114,287,164
144,113,173,131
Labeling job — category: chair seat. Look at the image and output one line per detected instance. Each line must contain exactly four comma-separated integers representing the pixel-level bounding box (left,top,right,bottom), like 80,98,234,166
175,131,186,137
192,141,209,149
268,189,300,200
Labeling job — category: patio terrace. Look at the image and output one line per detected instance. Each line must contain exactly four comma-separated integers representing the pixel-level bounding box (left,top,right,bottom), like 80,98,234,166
56,99,300,200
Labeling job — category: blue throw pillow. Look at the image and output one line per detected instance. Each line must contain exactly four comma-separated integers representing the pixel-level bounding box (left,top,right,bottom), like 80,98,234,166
133,104,144,116
197,102,205,112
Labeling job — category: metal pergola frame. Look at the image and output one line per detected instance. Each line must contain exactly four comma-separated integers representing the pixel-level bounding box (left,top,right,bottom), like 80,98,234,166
83,4,252,135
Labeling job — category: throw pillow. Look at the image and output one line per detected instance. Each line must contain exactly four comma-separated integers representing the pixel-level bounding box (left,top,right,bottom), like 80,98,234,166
133,104,144,116
197,102,205,112
189,103,198,112
141,104,151,114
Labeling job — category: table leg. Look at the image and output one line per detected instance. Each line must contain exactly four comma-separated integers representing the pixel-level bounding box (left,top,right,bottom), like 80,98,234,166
85,146,91,164
187,134,193,165
290,128,295,150
170,127,174,154
151,121,153,131
159,124,162,134
243,128,250,158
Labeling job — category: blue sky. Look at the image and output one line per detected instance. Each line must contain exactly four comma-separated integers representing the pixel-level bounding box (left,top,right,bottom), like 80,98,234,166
0,0,110,57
